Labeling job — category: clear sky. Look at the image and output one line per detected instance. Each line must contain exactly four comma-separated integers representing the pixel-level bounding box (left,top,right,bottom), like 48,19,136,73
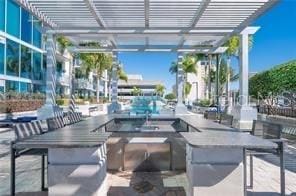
118,0,296,93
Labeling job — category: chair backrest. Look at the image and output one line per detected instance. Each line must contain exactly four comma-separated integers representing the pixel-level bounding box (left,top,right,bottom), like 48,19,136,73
251,120,282,139
14,120,43,141
67,112,82,124
219,113,234,127
204,111,217,120
46,116,65,131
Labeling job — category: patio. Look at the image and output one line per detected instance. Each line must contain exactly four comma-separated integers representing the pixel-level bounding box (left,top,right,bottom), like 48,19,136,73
1,126,296,196
1,0,293,195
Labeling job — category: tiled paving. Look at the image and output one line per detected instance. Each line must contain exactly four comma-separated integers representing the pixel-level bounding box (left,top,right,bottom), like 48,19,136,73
0,128,296,196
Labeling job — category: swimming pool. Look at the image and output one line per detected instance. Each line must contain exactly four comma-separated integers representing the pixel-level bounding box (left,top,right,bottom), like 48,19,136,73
130,96,162,114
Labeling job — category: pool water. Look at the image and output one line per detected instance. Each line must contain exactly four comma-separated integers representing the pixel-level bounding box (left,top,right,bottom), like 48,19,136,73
130,96,162,114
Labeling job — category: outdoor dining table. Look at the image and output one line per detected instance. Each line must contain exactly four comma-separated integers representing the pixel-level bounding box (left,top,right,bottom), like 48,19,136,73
11,114,283,196
179,115,281,196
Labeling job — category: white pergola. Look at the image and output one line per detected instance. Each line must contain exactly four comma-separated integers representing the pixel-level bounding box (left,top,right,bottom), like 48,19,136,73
16,0,279,127
16,0,278,53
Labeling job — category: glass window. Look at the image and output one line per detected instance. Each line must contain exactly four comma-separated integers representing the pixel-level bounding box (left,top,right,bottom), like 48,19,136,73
20,82,31,92
20,45,32,78
21,8,32,44
0,0,5,31
33,17,41,48
0,43,4,74
7,0,20,38
6,80,19,92
32,51,41,80
33,84,45,93
6,39,19,76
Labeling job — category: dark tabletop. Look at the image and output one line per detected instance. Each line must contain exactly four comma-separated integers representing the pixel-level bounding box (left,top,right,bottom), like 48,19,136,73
179,115,277,149
13,115,114,149
13,114,277,150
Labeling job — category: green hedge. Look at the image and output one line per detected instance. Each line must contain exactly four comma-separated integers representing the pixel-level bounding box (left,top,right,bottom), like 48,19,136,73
249,60,296,99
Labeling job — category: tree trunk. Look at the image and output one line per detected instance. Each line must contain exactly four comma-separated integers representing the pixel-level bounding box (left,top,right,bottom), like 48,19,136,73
208,55,212,101
96,79,100,103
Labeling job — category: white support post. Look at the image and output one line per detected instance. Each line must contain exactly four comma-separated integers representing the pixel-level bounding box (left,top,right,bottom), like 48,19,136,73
108,52,120,113
175,53,187,114
38,33,59,119
104,70,108,98
232,27,259,129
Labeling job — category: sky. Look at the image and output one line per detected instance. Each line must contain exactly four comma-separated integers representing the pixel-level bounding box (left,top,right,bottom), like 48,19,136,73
118,0,296,93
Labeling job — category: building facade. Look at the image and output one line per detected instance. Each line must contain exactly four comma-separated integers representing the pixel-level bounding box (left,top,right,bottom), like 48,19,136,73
0,0,46,94
118,74,162,100
186,61,209,104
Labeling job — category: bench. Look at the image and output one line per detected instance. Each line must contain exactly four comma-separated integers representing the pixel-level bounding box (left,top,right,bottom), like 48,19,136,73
89,106,99,116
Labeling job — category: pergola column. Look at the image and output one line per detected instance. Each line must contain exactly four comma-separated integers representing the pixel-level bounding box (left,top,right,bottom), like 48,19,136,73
175,53,187,114
104,70,108,98
108,52,120,113
177,54,183,105
232,27,259,129
37,32,59,119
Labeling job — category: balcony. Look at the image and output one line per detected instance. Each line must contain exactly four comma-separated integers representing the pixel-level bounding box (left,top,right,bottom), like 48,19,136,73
56,73,70,87
74,78,96,91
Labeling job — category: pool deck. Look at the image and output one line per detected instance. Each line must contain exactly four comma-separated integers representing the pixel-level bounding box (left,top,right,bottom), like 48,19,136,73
1,114,296,195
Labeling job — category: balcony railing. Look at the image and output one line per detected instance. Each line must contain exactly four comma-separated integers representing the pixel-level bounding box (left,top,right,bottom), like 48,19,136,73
258,105,296,118
56,73,70,86
74,79,96,91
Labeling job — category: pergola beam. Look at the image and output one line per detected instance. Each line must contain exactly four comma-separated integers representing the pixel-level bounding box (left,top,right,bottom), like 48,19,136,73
83,0,106,28
47,28,232,36
209,0,279,53
190,0,211,28
144,0,150,28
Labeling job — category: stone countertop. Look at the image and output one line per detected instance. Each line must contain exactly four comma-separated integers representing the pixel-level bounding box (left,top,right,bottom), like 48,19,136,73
178,115,277,149
178,115,236,132
181,131,277,149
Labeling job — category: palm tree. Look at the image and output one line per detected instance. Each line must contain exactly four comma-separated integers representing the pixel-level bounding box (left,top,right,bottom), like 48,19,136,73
182,55,198,98
155,84,165,97
131,87,142,96
79,43,113,102
223,35,253,109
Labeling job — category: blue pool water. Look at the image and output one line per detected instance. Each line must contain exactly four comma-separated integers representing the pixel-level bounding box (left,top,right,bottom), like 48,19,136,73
130,96,161,114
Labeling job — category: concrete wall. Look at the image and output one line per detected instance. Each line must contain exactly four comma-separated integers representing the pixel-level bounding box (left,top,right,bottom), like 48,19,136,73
48,144,108,196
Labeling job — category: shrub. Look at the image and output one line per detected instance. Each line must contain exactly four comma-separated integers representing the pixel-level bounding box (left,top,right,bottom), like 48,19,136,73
193,99,211,107
165,93,176,100
249,60,296,99
56,99,65,106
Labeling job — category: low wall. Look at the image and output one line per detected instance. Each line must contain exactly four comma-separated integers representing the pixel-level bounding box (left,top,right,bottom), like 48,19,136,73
0,110,37,120
258,114,296,135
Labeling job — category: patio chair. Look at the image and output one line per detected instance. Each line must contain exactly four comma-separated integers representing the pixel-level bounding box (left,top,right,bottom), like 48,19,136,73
246,120,285,195
204,111,218,120
11,120,48,195
68,112,82,124
46,116,66,131
218,113,234,127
